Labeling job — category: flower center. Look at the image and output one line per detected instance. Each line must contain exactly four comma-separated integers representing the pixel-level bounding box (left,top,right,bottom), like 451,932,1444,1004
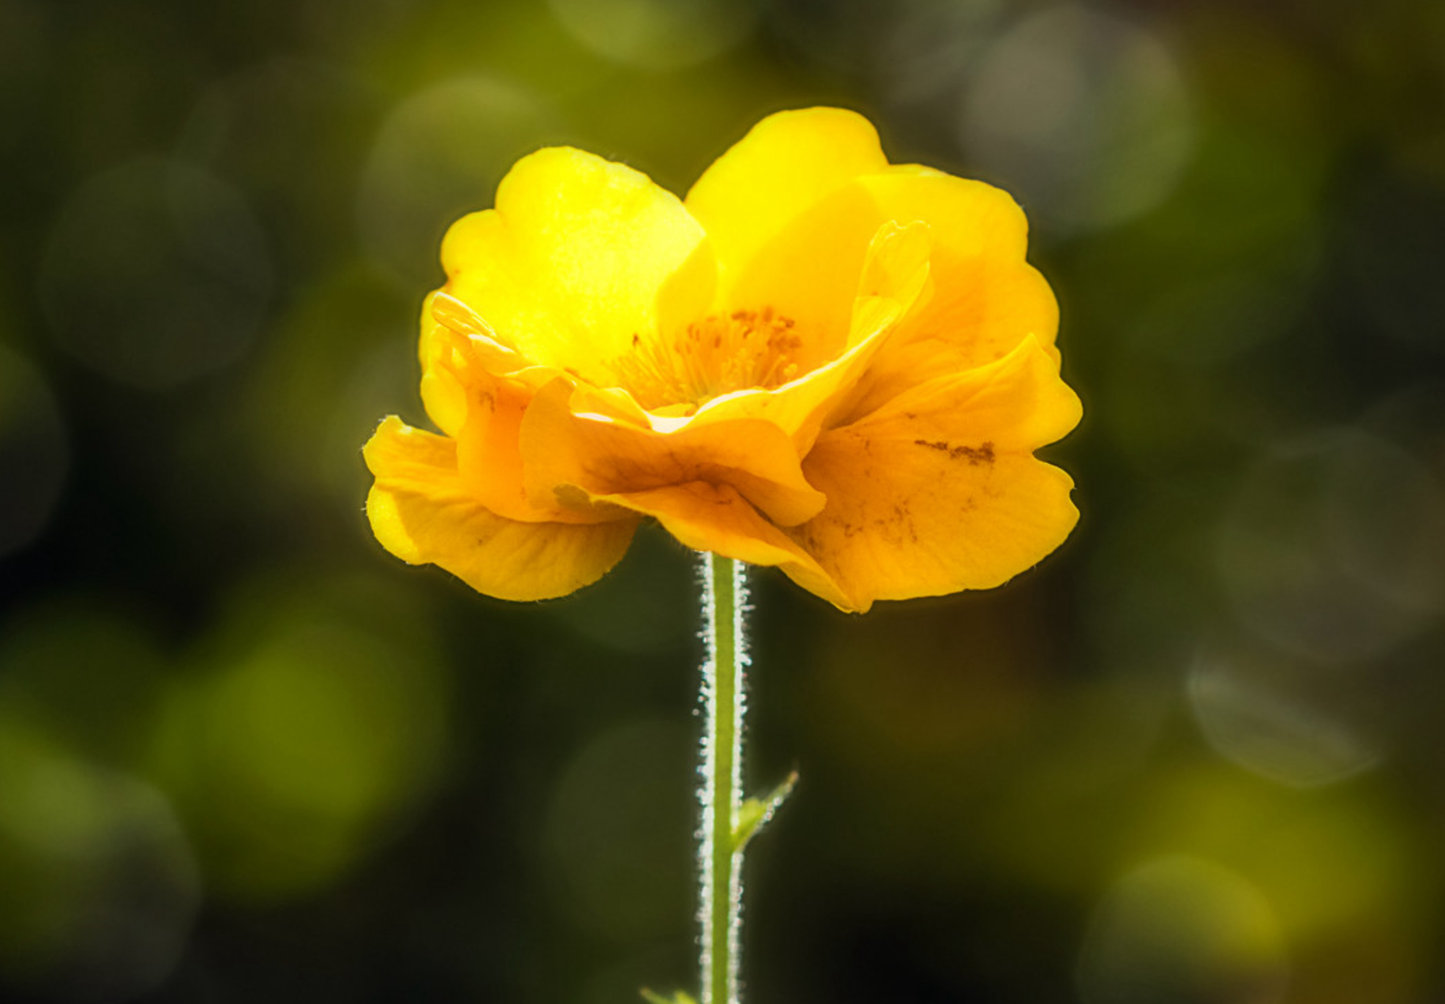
613,307,804,414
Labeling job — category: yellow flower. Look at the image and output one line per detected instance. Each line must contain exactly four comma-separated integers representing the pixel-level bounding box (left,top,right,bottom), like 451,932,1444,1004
363,108,1081,613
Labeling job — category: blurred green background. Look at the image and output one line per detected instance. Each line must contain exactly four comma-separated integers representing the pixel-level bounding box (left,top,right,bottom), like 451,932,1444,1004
3,0,1445,1001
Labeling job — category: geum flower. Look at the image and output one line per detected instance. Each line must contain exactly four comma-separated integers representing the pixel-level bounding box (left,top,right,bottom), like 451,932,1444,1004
364,108,1081,613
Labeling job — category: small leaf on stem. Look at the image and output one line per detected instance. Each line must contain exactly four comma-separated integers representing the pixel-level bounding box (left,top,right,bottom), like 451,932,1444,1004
732,770,799,852
641,989,698,1004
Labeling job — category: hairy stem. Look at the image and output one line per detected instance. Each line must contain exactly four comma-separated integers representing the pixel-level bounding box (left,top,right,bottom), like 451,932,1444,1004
700,553,746,1004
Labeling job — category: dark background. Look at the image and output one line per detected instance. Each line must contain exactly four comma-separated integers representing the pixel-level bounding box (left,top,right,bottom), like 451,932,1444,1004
2,0,1445,1001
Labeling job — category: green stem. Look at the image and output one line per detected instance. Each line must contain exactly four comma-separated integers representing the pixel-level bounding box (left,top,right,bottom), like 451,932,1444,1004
701,553,745,1004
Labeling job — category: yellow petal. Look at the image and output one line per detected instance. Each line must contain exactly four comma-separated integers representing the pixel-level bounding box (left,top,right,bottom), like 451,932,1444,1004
677,219,933,454
700,165,1050,424
417,291,468,437
865,168,1030,261
709,181,878,372
786,338,1081,610
862,334,1081,450
449,374,612,526
363,416,637,601
413,321,597,524
844,170,1057,418
438,147,715,386
717,182,936,378
685,108,888,281
593,481,855,610
849,260,1057,421
518,379,827,527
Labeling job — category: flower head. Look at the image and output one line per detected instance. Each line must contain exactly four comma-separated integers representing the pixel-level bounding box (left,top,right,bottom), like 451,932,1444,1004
363,108,1081,612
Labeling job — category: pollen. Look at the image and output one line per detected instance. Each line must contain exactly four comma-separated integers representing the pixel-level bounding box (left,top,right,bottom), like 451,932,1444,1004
611,307,805,414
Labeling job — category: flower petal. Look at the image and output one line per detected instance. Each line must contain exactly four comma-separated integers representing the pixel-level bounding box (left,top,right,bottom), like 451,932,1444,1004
863,334,1082,450
364,416,637,601
417,292,469,437
677,219,933,453
519,379,827,527
844,170,1057,418
451,373,616,526
700,165,1052,423
438,147,715,386
716,183,933,378
685,108,888,281
867,168,1030,260
785,337,1081,611
593,481,855,610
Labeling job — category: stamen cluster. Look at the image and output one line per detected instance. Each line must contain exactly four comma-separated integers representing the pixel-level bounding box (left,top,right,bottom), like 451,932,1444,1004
615,307,804,413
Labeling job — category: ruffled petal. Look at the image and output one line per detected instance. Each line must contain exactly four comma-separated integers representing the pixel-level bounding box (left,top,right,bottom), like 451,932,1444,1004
674,219,933,453
691,162,1047,427
861,334,1081,450
364,416,637,601
417,291,469,438
593,481,855,610
785,337,1081,611
518,379,827,527
867,168,1030,260
449,373,616,526
685,108,888,283
716,183,926,378
437,147,715,386
843,170,1056,418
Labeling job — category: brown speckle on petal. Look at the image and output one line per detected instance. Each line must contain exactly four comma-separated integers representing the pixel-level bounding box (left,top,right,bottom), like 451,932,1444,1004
912,438,995,465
